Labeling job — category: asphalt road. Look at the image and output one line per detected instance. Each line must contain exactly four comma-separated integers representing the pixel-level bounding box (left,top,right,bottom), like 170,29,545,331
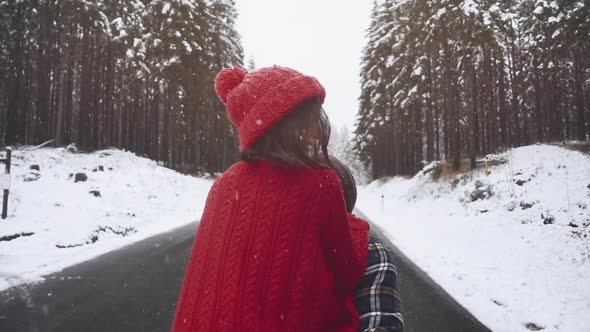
0,212,491,332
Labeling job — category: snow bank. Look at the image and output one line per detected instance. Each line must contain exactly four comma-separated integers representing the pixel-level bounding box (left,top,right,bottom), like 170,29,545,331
357,144,590,332
0,147,213,291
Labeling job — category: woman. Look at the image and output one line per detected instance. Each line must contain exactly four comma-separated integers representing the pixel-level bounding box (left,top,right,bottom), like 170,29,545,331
172,66,369,331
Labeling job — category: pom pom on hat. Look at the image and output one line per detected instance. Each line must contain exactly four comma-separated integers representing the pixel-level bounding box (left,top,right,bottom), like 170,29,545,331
215,66,247,104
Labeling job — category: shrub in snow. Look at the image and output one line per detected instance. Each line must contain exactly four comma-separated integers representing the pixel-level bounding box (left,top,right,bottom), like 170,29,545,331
65,143,77,153
30,164,40,171
469,180,493,202
23,170,41,182
451,174,472,189
89,189,101,197
92,166,104,172
524,322,545,331
421,161,443,181
74,173,88,183
0,232,34,242
55,225,137,249
542,213,556,225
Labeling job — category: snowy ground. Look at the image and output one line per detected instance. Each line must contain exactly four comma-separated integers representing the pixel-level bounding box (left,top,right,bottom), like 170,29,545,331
0,147,212,292
2,144,589,331
357,144,590,332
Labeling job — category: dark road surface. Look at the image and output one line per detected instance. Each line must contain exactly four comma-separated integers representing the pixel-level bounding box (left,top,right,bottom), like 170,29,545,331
1,211,491,332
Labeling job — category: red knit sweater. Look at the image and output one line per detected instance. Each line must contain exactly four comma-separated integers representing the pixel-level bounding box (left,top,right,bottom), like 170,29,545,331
171,160,369,332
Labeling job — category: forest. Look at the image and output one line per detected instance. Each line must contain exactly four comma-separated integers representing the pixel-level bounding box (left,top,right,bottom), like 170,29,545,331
355,0,589,178
0,0,243,174
1,0,589,179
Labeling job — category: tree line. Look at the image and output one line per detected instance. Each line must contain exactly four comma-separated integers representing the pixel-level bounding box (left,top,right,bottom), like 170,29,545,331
355,0,589,179
0,0,243,174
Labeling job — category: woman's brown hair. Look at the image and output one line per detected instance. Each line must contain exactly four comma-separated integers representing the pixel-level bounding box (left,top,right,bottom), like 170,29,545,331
241,98,332,168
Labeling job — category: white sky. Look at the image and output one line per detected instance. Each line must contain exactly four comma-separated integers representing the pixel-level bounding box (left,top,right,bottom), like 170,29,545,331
234,0,372,130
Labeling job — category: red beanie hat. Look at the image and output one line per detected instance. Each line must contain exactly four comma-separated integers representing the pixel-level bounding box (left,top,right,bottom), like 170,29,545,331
214,65,326,152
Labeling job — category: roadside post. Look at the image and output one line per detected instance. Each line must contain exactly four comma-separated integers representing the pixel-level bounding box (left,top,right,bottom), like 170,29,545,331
1,147,12,219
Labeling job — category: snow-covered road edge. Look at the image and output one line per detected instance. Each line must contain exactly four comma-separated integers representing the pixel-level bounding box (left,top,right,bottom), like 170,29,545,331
0,147,213,292
357,144,590,332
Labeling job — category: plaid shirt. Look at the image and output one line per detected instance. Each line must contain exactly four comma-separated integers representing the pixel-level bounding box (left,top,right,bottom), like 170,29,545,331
355,236,404,332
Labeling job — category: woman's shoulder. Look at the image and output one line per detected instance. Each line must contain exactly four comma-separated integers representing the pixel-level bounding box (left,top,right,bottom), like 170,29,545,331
215,160,340,187
311,167,340,187
290,165,343,200
267,160,341,186
206,162,249,192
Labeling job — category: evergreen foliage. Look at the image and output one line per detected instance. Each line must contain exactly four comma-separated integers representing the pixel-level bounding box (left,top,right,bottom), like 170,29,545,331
0,0,244,174
355,0,590,179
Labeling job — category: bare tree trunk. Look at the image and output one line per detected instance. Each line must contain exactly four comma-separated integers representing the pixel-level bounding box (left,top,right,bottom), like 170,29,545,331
573,51,587,141
425,53,435,161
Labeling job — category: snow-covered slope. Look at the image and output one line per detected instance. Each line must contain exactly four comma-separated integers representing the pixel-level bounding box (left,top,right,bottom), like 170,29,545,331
0,147,213,291
358,144,590,332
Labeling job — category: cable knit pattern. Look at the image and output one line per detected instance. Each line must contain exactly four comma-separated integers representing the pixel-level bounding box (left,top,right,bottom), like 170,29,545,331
171,160,369,332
